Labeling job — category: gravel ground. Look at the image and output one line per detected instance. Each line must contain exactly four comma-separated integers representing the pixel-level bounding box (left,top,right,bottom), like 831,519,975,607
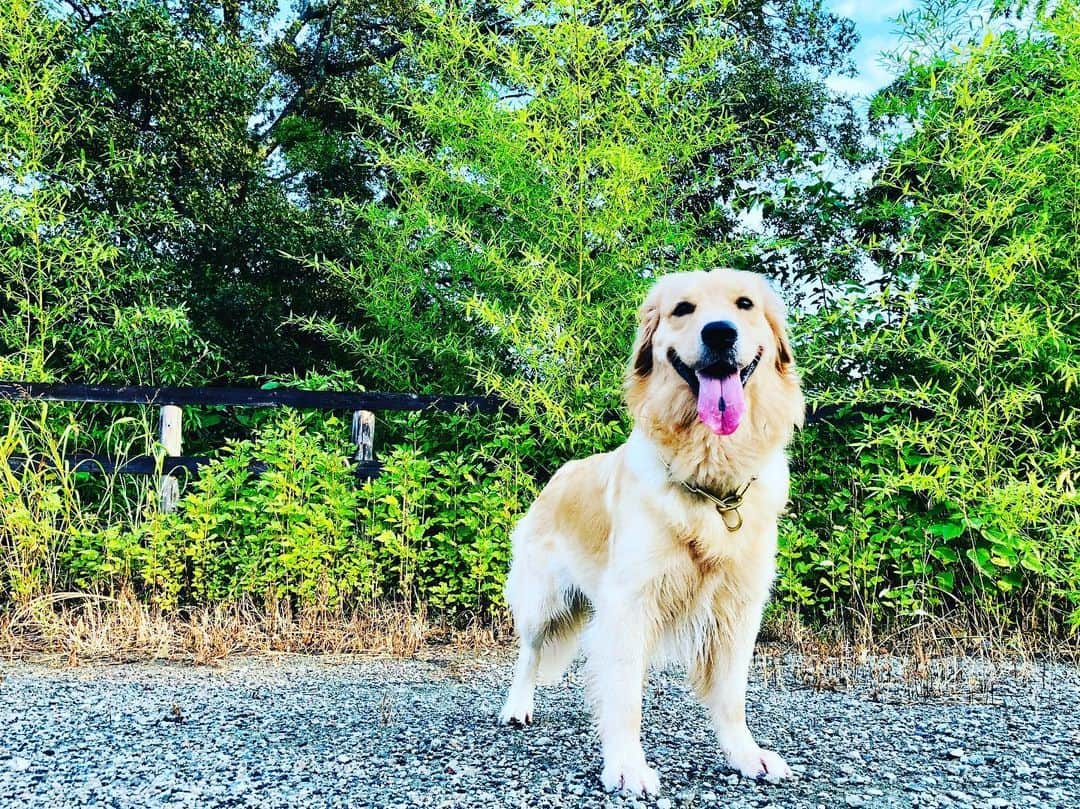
1,652,1077,809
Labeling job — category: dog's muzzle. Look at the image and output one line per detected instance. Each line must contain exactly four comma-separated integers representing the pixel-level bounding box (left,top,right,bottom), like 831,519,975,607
667,347,763,397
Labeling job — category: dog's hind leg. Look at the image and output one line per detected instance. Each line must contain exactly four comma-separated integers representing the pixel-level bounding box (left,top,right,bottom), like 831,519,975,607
536,590,589,684
501,593,586,723
500,631,542,726
500,536,589,723
499,539,556,725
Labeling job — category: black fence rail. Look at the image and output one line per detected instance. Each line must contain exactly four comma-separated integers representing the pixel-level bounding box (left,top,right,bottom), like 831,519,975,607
0,381,501,511
0,382,501,413
804,402,936,427
0,380,936,510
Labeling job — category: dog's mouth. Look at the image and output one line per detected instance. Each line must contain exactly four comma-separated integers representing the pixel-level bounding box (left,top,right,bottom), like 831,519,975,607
668,347,763,436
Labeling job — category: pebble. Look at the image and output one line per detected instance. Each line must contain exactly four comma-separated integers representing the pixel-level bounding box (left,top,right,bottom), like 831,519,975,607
0,655,1076,808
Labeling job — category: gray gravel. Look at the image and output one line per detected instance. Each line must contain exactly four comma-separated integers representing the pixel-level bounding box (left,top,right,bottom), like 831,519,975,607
1,652,1077,808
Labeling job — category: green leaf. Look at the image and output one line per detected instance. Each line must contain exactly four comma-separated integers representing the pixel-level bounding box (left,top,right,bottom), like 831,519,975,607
965,546,995,577
929,523,965,540
931,546,959,564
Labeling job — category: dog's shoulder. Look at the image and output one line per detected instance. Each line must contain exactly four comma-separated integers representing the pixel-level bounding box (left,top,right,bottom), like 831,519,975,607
620,428,670,488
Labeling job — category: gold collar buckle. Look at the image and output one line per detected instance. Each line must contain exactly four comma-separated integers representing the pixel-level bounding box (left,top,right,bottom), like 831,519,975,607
664,456,756,533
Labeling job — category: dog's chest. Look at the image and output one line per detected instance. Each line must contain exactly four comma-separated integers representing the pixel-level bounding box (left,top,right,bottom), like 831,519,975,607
651,570,733,665
653,542,733,621
657,509,776,622
672,497,752,566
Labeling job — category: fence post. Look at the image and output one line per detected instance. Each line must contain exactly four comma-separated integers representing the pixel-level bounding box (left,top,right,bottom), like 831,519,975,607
159,404,182,512
352,410,375,462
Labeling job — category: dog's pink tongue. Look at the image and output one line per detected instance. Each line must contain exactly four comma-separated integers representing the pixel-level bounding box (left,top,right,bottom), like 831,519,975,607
696,371,745,435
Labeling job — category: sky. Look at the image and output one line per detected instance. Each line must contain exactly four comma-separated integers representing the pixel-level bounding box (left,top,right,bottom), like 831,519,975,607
827,0,922,99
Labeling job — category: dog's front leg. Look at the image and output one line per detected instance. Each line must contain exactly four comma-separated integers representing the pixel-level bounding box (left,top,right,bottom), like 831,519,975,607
691,598,793,783
583,589,660,796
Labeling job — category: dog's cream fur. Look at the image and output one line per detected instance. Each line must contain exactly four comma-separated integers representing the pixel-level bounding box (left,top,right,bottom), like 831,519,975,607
498,269,805,796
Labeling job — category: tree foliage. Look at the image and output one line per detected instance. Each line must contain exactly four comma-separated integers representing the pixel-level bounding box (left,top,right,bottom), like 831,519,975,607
780,0,1080,630
0,0,212,384
2,0,1075,635
0,0,861,381
303,0,863,461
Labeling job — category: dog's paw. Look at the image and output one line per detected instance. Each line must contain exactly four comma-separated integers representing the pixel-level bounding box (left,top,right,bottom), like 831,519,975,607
600,757,661,796
727,747,792,783
497,696,534,726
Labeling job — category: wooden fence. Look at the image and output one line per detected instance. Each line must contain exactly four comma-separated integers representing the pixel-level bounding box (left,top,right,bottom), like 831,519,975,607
0,380,933,512
0,382,501,512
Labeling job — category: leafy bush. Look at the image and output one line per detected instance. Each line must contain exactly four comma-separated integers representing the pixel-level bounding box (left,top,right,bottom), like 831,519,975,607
362,422,535,616
2,0,1077,641
58,411,531,617
0,406,155,602
775,2,1080,633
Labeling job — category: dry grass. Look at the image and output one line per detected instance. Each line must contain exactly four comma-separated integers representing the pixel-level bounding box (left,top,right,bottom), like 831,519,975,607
2,597,1075,707
0,591,511,666
758,607,1079,703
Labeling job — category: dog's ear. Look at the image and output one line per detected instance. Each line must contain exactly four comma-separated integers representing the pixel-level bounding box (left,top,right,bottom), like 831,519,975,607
762,283,794,374
631,295,661,377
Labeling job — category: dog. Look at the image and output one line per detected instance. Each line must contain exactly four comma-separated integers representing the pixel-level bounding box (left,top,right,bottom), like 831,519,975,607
498,268,805,796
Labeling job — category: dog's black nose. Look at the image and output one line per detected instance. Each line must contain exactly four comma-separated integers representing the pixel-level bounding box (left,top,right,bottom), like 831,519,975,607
701,320,738,351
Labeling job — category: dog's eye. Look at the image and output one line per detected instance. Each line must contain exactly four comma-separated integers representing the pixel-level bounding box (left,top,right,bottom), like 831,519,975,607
672,301,696,317
735,296,754,310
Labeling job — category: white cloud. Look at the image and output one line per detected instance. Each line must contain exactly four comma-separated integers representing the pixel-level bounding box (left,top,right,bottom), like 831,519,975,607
826,0,920,99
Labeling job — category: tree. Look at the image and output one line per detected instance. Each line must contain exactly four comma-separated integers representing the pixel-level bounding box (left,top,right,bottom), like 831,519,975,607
10,0,863,387
302,0,864,462
781,0,1080,629
0,0,211,384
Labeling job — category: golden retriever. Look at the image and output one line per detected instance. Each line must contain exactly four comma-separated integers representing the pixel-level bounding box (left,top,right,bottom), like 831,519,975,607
498,268,805,796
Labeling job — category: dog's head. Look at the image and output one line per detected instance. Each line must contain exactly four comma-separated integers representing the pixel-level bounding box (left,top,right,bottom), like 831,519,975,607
626,268,801,437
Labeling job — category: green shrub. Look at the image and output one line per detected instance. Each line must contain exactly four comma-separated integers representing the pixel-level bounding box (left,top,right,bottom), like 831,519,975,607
363,436,534,617
776,2,1080,633
3,0,1078,641
58,411,533,617
66,411,372,609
